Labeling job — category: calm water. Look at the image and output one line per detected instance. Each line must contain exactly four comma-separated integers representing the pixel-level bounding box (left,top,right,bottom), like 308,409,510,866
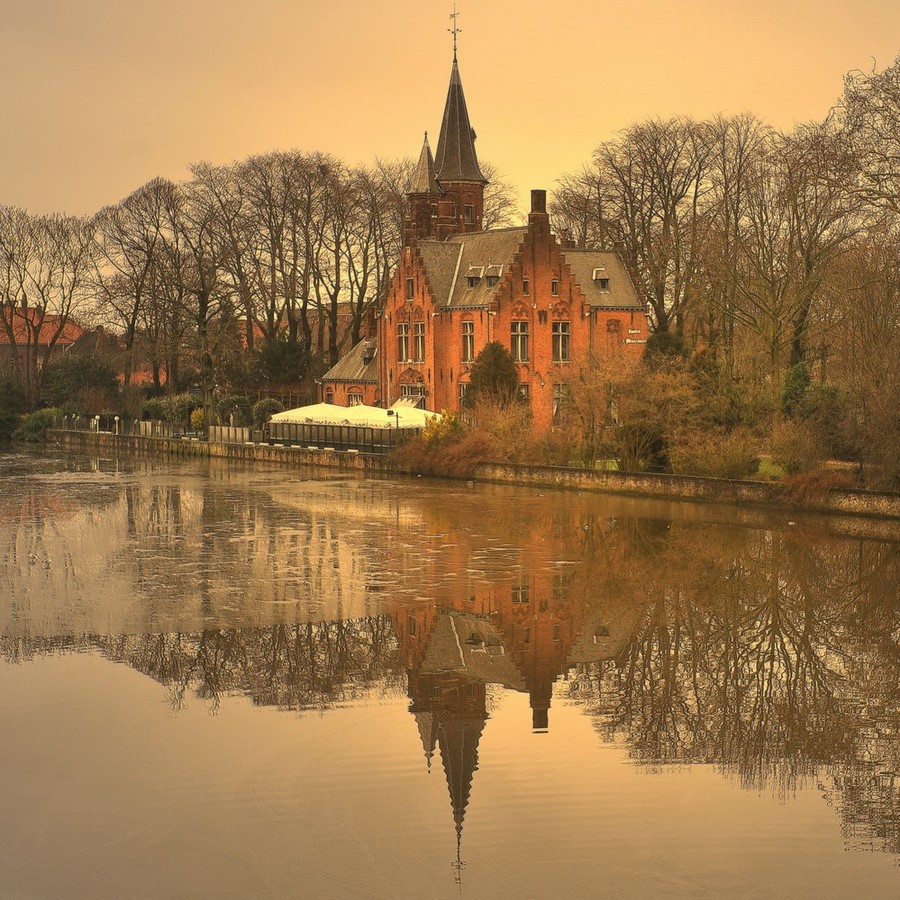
1,448,897,899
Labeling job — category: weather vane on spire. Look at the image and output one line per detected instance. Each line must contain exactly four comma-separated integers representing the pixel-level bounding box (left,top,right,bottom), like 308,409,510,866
448,5,461,60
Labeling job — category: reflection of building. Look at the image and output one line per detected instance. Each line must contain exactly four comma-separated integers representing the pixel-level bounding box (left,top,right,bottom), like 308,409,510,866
389,585,641,868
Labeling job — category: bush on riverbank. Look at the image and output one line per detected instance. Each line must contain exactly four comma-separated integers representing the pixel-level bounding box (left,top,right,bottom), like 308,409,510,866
13,408,60,443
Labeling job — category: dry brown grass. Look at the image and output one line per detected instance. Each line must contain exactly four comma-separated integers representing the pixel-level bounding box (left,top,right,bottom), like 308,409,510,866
782,469,856,503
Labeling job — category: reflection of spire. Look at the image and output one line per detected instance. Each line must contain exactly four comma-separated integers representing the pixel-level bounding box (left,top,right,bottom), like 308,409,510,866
438,715,485,842
413,709,440,771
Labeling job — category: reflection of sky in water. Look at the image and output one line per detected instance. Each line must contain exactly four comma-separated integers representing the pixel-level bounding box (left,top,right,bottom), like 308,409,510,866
1,448,898,898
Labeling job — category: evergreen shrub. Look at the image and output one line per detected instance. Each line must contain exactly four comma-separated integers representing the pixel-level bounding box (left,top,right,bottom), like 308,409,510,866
252,398,284,428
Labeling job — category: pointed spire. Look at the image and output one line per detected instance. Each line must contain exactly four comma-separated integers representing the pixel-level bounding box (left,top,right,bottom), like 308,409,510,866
433,57,487,185
408,132,438,195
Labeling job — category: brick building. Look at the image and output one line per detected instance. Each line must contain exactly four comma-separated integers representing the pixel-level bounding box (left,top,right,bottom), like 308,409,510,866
323,50,648,427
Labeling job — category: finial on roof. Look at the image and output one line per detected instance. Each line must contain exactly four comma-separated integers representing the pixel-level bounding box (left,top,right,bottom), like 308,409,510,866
448,5,461,61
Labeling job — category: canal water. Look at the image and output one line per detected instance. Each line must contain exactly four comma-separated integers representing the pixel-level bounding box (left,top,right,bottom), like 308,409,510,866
1,448,897,899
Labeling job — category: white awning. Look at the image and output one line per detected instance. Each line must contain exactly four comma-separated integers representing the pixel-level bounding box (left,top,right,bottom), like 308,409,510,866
269,402,440,429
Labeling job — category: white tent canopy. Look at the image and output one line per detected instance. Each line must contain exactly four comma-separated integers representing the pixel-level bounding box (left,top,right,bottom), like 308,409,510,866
269,402,441,430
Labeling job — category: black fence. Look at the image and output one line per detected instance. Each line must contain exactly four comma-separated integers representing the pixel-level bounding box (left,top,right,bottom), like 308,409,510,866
267,421,417,454
54,414,418,455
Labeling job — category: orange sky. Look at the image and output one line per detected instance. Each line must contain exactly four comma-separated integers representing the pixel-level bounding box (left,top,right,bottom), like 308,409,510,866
2,0,898,217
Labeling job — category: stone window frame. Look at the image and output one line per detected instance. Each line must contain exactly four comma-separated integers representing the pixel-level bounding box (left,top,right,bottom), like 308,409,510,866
406,277,415,301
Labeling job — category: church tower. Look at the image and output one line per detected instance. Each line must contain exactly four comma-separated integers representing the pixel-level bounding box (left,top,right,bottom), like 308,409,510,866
404,32,487,244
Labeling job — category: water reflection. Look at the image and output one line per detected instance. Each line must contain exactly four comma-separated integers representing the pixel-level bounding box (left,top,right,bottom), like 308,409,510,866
1,449,898,871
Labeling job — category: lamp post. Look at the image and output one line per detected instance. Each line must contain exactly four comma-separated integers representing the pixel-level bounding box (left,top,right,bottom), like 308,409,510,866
114,416,120,436
386,408,400,448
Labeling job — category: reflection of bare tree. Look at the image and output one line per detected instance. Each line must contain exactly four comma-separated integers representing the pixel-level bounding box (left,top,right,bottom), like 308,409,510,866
567,522,899,855
1,617,402,714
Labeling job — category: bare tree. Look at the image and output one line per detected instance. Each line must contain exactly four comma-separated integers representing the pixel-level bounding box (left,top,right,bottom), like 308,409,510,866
552,118,713,333
93,179,173,388
837,53,900,218
0,207,95,406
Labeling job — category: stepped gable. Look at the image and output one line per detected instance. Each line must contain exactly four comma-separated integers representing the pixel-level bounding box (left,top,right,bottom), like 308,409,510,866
433,57,487,186
320,339,377,383
563,249,644,310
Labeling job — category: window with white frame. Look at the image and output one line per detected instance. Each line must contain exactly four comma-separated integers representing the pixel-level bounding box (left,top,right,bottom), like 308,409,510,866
511,320,529,362
348,392,363,406
552,321,570,362
397,323,409,362
552,383,570,424
400,384,426,409
413,322,425,362
461,320,475,363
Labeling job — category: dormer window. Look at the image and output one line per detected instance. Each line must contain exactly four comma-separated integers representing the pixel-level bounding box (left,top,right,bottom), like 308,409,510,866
486,276,499,287
592,268,610,291
467,276,480,288
467,265,484,289
485,264,503,289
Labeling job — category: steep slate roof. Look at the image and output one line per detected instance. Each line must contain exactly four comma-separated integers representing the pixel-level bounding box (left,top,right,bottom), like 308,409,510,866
564,249,644,310
433,58,487,185
416,228,643,312
408,133,439,195
418,227,528,309
320,339,377,383
417,241,466,306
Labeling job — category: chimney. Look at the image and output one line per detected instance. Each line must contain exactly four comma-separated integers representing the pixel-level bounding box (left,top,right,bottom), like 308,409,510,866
528,189,549,235
558,226,575,249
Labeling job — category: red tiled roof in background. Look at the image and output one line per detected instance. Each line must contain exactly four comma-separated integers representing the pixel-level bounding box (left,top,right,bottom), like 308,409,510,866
0,307,85,346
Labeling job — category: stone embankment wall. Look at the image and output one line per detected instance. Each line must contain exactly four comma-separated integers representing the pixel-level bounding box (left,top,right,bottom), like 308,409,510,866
50,430,900,520
475,462,900,519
